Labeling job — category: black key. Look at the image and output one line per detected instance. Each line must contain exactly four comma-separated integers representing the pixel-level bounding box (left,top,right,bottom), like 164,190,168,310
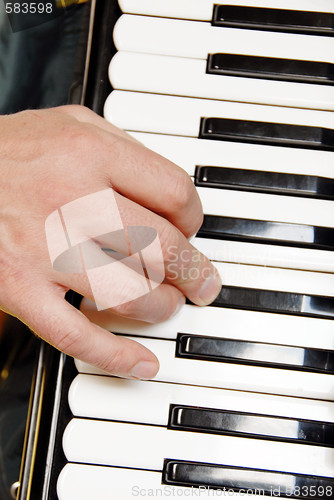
163,460,334,498
207,53,334,85
200,118,334,151
168,405,334,447
176,334,334,373
212,5,334,36
195,166,334,199
198,215,334,251
203,285,334,320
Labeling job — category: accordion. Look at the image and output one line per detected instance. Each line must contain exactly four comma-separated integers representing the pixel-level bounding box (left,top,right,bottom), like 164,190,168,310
18,1,334,499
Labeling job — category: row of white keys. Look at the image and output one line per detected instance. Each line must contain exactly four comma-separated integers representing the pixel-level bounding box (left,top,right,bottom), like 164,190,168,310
80,298,334,350
128,132,334,179
109,51,334,110
70,260,334,489
132,132,334,211
62,418,334,476
61,4,334,497
118,0,334,20
57,463,286,500
197,186,334,227
69,375,334,424
193,237,334,273
113,15,334,62
197,261,334,296
104,91,334,137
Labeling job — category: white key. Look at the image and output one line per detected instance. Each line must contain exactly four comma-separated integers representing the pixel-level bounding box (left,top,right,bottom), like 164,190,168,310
69,375,334,424
129,132,334,179
209,261,334,296
113,15,334,62
80,298,334,350
193,237,334,273
104,91,334,137
109,51,334,110
57,463,270,500
63,419,334,476
198,186,334,227
118,0,334,20
75,336,334,400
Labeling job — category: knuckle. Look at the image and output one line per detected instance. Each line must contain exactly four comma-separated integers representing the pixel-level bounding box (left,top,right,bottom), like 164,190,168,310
58,104,91,120
95,348,125,374
56,125,103,167
68,123,97,149
52,322,83,354
112,297,143,319
167,170,196,211
18,109,37,122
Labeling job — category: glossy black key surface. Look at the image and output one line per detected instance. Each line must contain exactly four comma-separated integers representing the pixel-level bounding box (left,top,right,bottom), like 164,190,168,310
200,118,334,151
176,334,334,373
205,285,334,320
198,215,334,251
212,5,334,36
163,460,334,498
168,405,334,446
207,53,334,85
195,166,334,199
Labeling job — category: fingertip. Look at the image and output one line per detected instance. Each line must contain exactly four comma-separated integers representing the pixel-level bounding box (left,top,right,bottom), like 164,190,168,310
130,359,160,380
196,268,222,306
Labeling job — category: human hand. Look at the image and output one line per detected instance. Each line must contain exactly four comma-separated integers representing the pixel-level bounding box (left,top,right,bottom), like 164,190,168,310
0,105,221,379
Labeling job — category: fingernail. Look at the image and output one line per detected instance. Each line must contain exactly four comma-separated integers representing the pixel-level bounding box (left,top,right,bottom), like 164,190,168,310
198,270,222,305
131,360,159,380
171,296,186,318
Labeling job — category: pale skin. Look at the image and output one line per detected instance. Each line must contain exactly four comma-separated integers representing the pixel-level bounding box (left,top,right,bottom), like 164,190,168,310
0,105,222,380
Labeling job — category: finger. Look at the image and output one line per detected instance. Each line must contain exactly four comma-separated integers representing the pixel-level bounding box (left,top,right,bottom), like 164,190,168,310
52,105,203,238
80,283,185,324
101,135,203,238
45,185,219,307
57,252,185,323
79,295,183,333
113,191,222,306
22,282,159,379
53,238,185,322
79,296,150,331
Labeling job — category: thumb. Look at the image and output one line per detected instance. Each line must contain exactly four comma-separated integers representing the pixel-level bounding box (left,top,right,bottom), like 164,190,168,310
23,284,159,379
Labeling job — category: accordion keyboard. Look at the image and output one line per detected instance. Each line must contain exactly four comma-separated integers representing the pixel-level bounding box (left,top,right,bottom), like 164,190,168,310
57,1,334,498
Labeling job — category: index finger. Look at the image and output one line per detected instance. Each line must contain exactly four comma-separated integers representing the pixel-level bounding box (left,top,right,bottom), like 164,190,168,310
103,136,203,239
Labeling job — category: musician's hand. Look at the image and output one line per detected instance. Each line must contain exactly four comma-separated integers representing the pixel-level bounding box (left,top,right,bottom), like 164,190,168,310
0,106,221,379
